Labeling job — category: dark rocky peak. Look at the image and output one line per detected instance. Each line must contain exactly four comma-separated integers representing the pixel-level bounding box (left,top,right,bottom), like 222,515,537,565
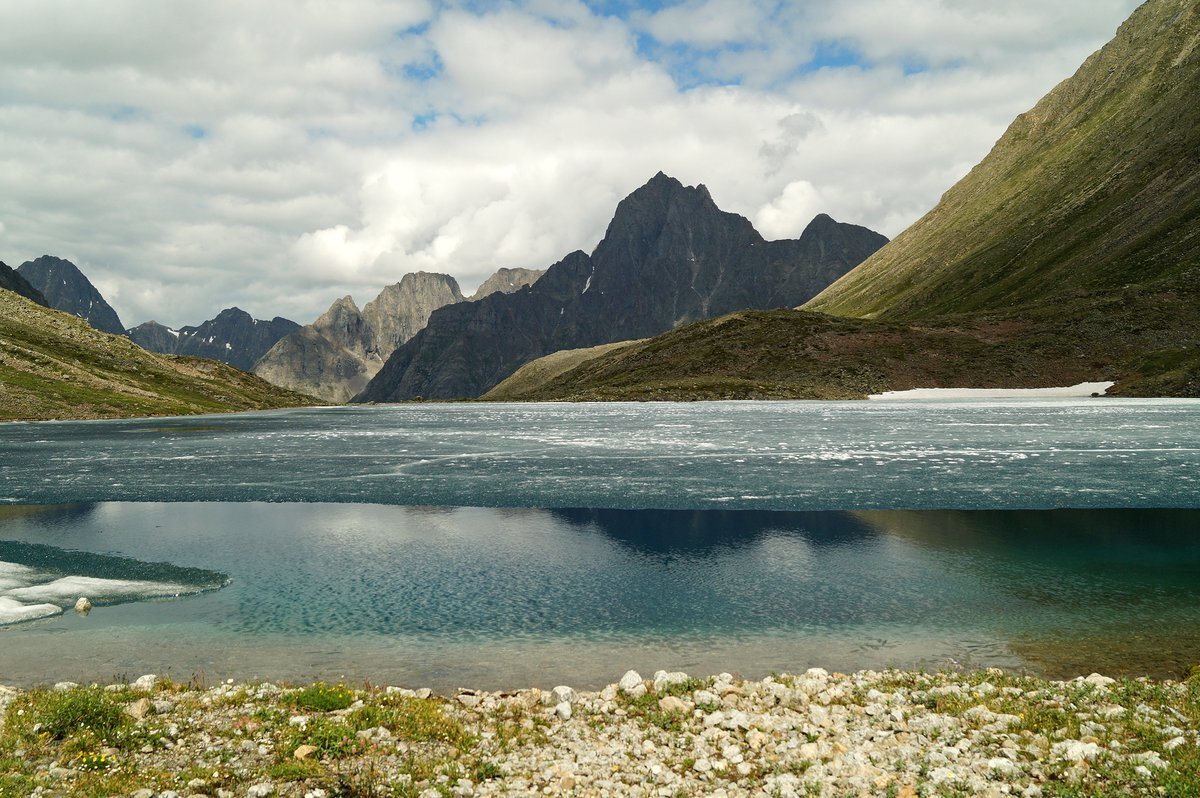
173,307,301,371
17,255,124,334
0,261,48,306
354,172,888,402
126,320,181,354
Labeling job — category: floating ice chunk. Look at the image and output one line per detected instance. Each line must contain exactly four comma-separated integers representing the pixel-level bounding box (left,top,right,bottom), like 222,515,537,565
6,576,195,605
0,596,63,625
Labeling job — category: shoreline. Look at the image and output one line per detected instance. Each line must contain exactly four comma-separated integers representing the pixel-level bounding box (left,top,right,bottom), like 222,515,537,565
2,666,1196,797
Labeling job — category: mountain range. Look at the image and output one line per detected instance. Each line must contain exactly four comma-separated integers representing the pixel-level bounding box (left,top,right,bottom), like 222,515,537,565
355,173,887,401
493,0,1200,401
128,310,302,372
253,268,544,402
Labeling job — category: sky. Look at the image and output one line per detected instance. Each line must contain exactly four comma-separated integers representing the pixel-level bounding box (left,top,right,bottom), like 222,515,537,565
0,0,1142,328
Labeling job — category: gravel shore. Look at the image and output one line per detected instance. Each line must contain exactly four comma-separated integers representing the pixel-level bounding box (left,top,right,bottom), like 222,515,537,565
2,666,1198,797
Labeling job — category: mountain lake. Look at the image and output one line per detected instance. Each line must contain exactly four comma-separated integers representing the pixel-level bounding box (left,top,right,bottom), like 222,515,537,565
1,399,1198,688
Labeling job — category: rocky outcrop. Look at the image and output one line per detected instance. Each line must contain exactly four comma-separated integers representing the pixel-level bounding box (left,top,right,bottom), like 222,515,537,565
354,172,887,401
469,268,544,301
130,308,300,372
0,261,47,306
254,272,469,403
17,255,124,334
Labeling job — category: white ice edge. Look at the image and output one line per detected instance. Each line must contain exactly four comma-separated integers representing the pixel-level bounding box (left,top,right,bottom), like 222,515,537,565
0,596,63,625
868,381,1115,400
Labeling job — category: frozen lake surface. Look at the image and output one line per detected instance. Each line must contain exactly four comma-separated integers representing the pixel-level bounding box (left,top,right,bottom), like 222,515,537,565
2,399,1198,510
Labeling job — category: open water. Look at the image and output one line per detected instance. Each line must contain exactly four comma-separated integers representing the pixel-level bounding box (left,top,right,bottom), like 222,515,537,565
1,399,1198,687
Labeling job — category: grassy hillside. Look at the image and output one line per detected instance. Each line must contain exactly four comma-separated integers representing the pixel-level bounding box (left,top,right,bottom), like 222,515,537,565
807,0,1200,320
0,289,314,421
494,281,1200,401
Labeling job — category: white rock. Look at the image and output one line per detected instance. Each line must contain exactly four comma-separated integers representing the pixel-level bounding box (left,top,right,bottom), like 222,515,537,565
804,667,829,680
554,701,572,720
703,710,725,728
692,758,712,773
694,689,719,706
658,695,690,714
1164,736,1187,751
1132,751,1168,770
73,596,92,614
652,670,689,692
1083,673,1116,688
133,674,158,691
618,671,643,693
1052,740,1102,761
988,757,1019,774
53,681,79,691
551,685,577,705
247,784,275,798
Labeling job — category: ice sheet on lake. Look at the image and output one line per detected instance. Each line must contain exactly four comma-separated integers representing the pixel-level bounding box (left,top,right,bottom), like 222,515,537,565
869,382,1115,400
0,546,228,626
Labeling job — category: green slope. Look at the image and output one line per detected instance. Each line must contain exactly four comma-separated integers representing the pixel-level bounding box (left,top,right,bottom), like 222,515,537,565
0,289,314,421
808,0,1200,320
489,283,1200,402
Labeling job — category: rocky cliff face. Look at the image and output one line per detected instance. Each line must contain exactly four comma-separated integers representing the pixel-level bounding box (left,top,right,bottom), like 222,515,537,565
254,272,474,403
0,261,47,306
354,172,887,401
130,308,300,371
469,268,544,300
361,273,464,358
17,255,124,334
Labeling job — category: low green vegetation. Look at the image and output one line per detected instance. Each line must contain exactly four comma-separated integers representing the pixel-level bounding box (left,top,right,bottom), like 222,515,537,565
1,669,1198,797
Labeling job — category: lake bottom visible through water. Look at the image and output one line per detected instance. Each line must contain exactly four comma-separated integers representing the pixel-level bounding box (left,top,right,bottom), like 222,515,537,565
2,502,1198,689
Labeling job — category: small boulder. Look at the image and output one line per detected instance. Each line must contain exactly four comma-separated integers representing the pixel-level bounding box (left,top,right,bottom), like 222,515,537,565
126,698,153,720
652,670,689,692
550,685,577,705
554,701,572,720
133,674,158,691
294,744,318,760
658,695,690,714
73,597,92,615
618,670,643,694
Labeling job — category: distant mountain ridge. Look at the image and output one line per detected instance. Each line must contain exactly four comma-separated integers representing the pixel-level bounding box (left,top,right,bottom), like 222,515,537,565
17,255,124,334
128,308,301,371
354,172,887,401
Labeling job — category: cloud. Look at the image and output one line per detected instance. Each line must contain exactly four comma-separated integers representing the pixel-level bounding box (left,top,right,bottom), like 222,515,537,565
0,0,1141,328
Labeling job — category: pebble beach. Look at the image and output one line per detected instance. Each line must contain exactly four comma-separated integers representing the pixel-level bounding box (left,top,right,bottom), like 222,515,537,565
2,666,1198,797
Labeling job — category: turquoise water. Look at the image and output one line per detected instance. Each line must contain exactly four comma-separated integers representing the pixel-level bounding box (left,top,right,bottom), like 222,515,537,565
1,400,1198,688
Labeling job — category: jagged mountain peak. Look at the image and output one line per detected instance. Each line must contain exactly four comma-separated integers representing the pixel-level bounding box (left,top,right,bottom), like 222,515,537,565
17,255,124,334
